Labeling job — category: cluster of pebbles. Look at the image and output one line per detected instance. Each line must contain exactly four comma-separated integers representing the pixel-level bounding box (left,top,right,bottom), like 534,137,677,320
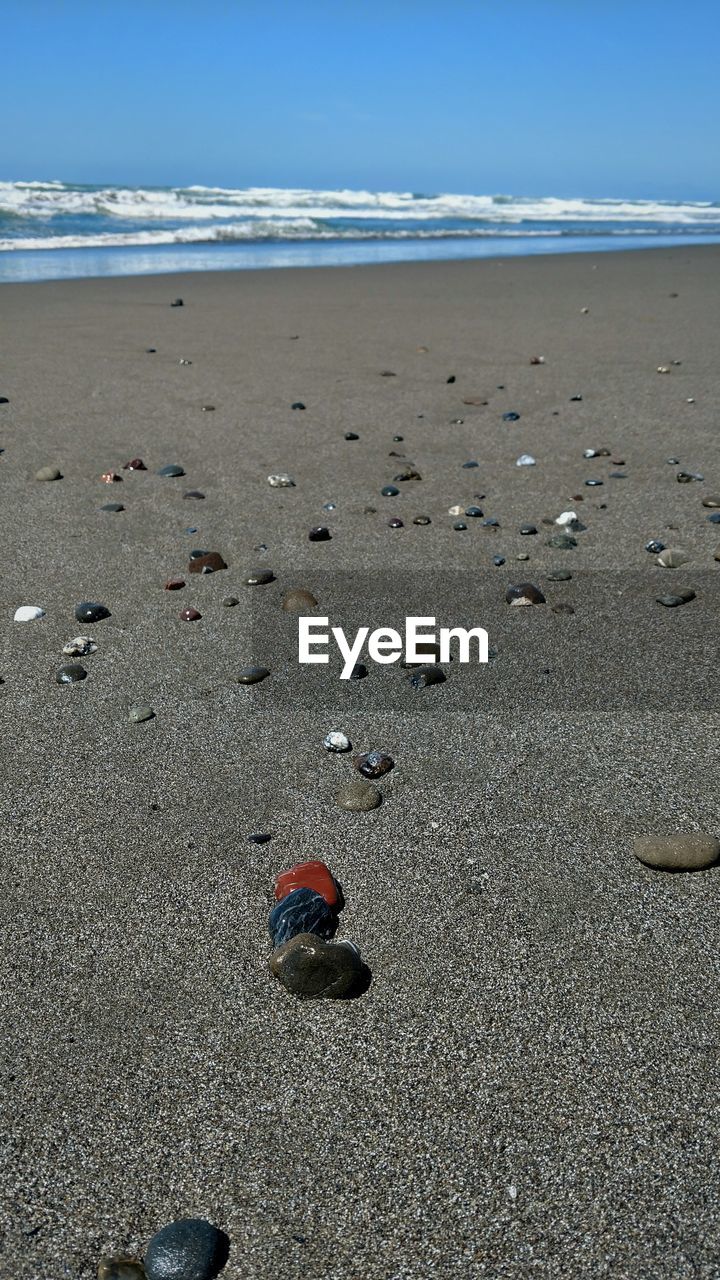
268,859,368,998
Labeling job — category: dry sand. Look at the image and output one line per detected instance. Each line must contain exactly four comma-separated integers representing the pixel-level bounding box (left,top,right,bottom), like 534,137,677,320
1,247,720,1279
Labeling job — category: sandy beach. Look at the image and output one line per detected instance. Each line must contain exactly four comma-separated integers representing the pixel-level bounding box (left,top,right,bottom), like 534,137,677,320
2,246,720,1279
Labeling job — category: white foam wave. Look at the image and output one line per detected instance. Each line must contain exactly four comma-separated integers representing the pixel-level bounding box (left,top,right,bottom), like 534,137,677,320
1,180,718,225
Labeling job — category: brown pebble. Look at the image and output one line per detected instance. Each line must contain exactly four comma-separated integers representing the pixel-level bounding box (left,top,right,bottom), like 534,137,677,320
165,578,186,591
337,780,382,812
188,552,227,574
282,588,318,612
122,458,146,471
180,607,202,621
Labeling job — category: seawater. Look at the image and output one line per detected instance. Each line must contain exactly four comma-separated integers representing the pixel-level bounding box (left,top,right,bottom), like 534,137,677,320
1,180,719,283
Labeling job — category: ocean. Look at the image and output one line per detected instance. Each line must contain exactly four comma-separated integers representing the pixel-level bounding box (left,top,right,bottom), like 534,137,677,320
1,180,720,283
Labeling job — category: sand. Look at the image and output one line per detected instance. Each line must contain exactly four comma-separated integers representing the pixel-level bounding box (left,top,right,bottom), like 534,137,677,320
1,246,720,1279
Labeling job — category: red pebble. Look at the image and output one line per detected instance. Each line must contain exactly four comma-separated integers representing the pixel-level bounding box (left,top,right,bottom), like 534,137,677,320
274,860,340,908
165,578,186,590
180,607,202,621
123,458,147,470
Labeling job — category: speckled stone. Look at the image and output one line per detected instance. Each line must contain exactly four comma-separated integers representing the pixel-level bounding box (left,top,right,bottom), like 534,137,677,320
634,833,720,871
354,750,394,778
407,664,446,689
62,636,97,657
269,934,363,1000
337,780,382,811
237,666,270,684
282,588,318,611
97,1256,146,1280
57,664,87,684
188,552,227,574
268,887,337,946
35,466,62,481
128,705,154,723
75,602,110,623
143,1218,229,1280
156,464,185,477
244,569,274,585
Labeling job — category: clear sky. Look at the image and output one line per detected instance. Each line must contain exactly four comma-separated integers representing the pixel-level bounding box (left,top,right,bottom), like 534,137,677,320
3,0,718,200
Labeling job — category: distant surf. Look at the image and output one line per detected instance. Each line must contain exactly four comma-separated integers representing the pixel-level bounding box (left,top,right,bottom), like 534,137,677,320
1,180,719,281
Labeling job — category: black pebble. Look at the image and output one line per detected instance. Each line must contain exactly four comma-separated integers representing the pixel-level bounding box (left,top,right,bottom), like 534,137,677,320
145,348,156,353
291,401,306,410
393,435,404,442
0,396,9,404
381,485,400,497
570,394,583,401
348,663,367,680
483,517,500,528
75,601,110,623
453,521,467,531
345,432,359,440
465,506,484,518
520,523,538,535
408,664,446,689
170,298,184,306
462,460,479,469
645,540,665,553
309,526,331,541
493,556,506,566
248,833,272,844
502,411,520,422
144,1218,229,1280
99,503,124,512
446,375,456,383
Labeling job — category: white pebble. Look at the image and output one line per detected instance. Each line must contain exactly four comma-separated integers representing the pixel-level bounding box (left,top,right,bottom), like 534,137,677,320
323,730,351,752
555,510,578,527
516,454,536,467
62,636,98,657
448,504,465,516
268,473,295,487
14,605,45,622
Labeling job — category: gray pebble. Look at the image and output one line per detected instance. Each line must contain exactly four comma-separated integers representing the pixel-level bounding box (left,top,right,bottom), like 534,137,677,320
337,780,381,812
128,704,155,723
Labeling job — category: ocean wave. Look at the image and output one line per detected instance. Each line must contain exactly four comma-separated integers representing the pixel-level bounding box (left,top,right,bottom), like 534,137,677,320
1,180,719,225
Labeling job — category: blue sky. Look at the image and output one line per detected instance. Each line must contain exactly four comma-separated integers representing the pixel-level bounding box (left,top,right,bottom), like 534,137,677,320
3,0,718,199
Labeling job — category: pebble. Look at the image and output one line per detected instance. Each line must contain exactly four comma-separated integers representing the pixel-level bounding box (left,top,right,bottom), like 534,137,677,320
244,569,274,585
337,780,382,811
634,833,719,871
519,523,537,535
530,355,545,364
354,750,394,778
493,555,506,566
144,1218,228,1280
269,887,337,946
97,1257,145,1280
381,485,400,497
569,394,583,401
516,454,536,467
483,517,500,527
645,540,665,554
62,636,97,656
100,502,124,512
502,412,520,421
462,460,479,469
183,490,205,499
448,505,464,516
584,448,610,458
657,365,671,374
248,833,272,844
657,547,689,568
188,552,227,574
546,533,577,549
388,517,404,528
128,704,154,722
222,596,239,607
453,521,467,531
270,934,362,1000
268,473,295,487
14,605,45,622
291,401,306,409
585,479,603,487
506,582,546,606
237,666,270,684
170,297,184,306
702,495,720,508
323,730,351,752
180,607,202,621
57,664,87,684
656,590,696,607
407,664,446,688
282,588,318,611
413,515,431,525
274,860,341,908
165,578,186,590
546,569,572,582
123,458,146,471
75,601,110,623
555,511,578,527
157,464,185,478
309,526,331,541
707,513,720,524
35,466,62,481
345,431,359,440
465,506,484,518
677,471,703,483
201,405,215,412
393,435,404,442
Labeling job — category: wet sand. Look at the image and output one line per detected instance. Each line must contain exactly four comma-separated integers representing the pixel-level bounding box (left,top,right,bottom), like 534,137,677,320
1,247,720,1279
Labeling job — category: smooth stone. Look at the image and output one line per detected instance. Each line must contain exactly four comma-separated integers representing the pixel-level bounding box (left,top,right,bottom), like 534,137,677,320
268,473,295,487
462,461,479,469
413,516,431,525
201,405,215,412
519,523,537,535
702,495,720,508
546,534,577,549
493,555,506,566
657,547,689,568
707,513,720,524
677,471,703,483
157,464,185,477
222,596,239,607
308,526,331,541
165,578,186,591
57,664,87,684
188,552,227,574
506,582,546,605
248,833,272,844
516,454,536,466
354,750,394,779
483,517,500,527
381,485,400,497
453,521,467,531
144,1218,229,1280
585,479,603,487
465,506,484,517
75,601,110,623
35,466,62,481
237,666,270,684
388,517,404,528
97,1257,146,1280
269,887,337,946
502,411,520,421
270,934,363,999
128,705,154,722
345,431,359,440
282,588,318,612
170,297,184,306
656,590,696,607
244,569,274,585
337,780,382,811
407,664,446,689
348,662,367,679
645,540,665,554
14,605,45,622
569,394,583,401
323,730,351,752
393,434,404,441
634,833,720,871
180,607,202,621
274,860,341,908
183,490,205,499
291,401,306,409
546,570,572,582
123,458,146,470
62,636,97,656
100,502,124,512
